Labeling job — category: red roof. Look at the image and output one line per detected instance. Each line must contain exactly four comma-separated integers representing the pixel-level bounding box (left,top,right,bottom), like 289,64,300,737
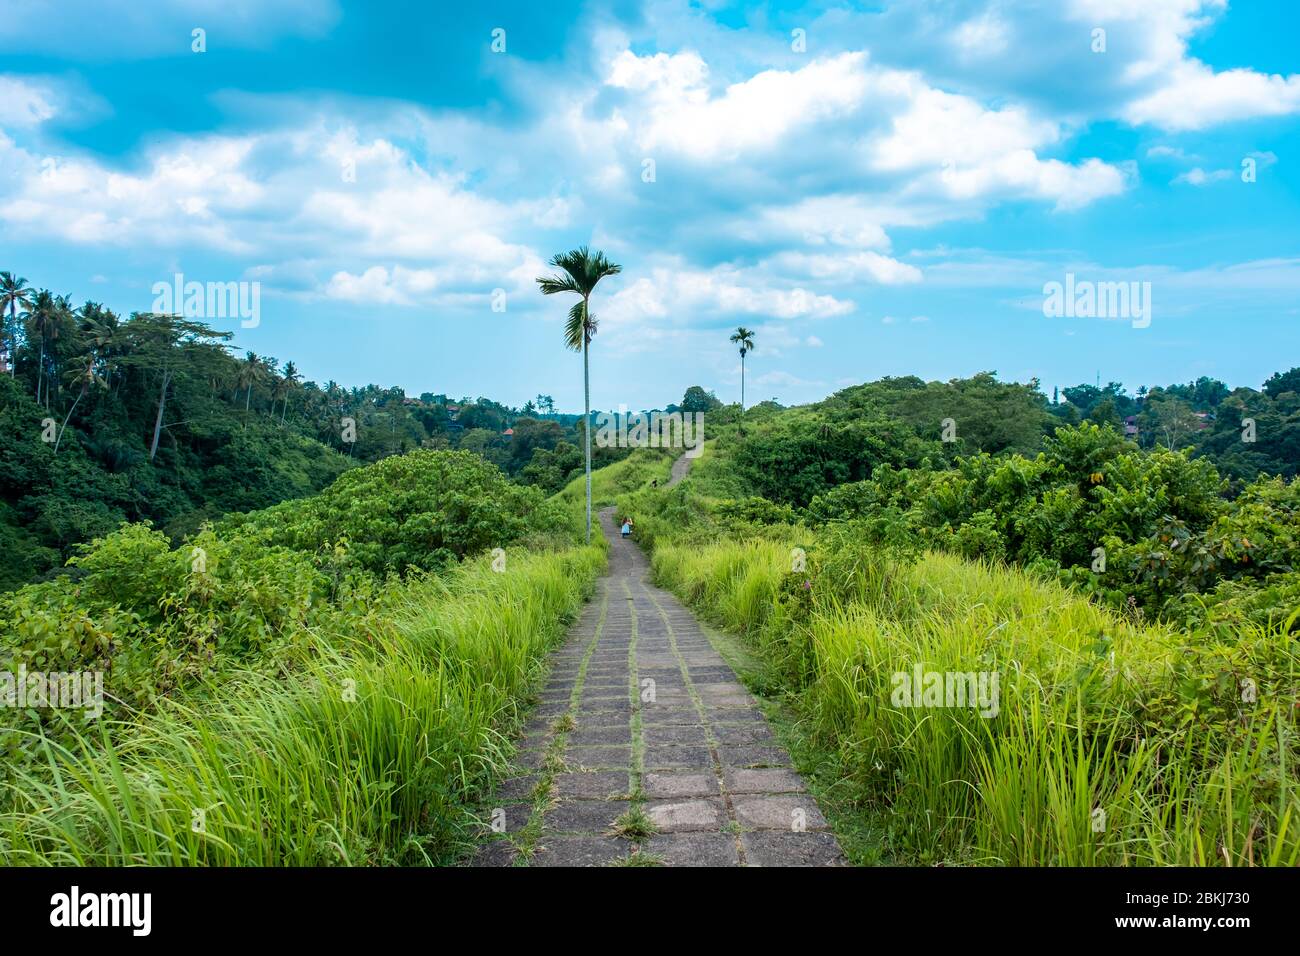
503,428,514,437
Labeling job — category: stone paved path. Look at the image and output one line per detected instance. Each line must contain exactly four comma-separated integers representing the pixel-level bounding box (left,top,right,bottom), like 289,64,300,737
474,489,844,867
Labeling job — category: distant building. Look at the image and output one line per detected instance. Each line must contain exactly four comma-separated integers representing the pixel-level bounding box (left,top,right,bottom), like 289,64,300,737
1123,415,1139,438
502,428,514,438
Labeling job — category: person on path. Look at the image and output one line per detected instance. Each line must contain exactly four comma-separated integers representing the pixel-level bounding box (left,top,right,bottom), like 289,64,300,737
621,518,632,538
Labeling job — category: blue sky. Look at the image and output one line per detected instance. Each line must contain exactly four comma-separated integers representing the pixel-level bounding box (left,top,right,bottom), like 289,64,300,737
1,0,1297,412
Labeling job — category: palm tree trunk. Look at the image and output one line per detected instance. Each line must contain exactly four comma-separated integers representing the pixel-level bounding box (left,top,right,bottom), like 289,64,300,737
244,384,252,429
149,368,172,461
54,387,86,455
741,352,746,411
7,305,15,377
36,338,45,406
583,297,592,545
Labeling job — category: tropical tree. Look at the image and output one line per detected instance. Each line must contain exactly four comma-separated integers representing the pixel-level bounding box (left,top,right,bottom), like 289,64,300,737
53,304,116,454
28,291,75,407
235,352,265,427
0,271,34,377
279,360,302,424
537,246,622,543
121,313,231,460
730,327,755,411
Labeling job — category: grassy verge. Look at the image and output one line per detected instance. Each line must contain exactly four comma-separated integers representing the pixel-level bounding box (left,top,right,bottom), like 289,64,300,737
556,448,675,511
646,531,1299,866
0,545,604,866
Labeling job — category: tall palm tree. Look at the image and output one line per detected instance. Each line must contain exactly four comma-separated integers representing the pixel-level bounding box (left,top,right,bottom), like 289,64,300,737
537,246,622,544
54,305,115,454
279,360,302,424
236,352,263,428
28,290,67,408
730,327,755,411
0,272,34,377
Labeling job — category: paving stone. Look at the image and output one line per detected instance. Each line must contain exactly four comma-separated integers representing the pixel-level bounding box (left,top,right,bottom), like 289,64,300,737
646,832,740,867
495,774,539,802
713,722,775,745
568,725,633,746
723,768,805,794
718,744,792,768
565,745,632,769
741,831,845,867
471,839,518,867
552,771,630,799
643,744,714,770
696,682,748,698
641,706,705,726
643,772,720,799
645,798,726,832
643,724,708,746
479,804,530,834
733,795,828,831
544,799,630,833
510,749,547,771
531,836,630,867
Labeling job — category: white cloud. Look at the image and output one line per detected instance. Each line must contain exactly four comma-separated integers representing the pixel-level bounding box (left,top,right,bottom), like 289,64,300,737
0,76,58,127
1173,166,1233,186
805,335,823,347
603,261,855,333
604,50,870,161
772,250,922,285
1125,60,1300,131
0,122,549,301
863,69,1124,210
325,265,438,306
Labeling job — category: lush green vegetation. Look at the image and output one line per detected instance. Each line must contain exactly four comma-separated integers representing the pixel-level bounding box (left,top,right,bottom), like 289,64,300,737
617,389,1300,866
4,278,1297,870
1,448,603,864
0,274,641,591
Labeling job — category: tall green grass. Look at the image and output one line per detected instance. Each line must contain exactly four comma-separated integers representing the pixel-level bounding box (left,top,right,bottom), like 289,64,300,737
650,535,1299,866
556,447,674,510
0,545,604,865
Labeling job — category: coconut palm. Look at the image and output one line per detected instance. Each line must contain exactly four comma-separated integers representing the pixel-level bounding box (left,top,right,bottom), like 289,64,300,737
279,360,302,424
730,327,755,411
236,352,264,428
28,291,73,408
53,305,116,454
0,272,34,377
536,246,622,543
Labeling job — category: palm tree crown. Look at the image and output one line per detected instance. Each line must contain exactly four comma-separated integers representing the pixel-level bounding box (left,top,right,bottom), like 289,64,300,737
0,272,34,376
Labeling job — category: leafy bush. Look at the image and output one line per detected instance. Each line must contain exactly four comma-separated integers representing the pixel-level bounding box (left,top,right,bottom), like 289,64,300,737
224,449,571,576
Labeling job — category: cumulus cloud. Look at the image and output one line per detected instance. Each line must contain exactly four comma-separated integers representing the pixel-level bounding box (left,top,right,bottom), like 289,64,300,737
604,50,870,161
772,250,922,285
0,122,548,301
603,261,855,333
1125,61,1300,131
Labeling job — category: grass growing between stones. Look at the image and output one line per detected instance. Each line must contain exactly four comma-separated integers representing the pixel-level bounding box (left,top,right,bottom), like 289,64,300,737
610,805,656,841
503,592,610,865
